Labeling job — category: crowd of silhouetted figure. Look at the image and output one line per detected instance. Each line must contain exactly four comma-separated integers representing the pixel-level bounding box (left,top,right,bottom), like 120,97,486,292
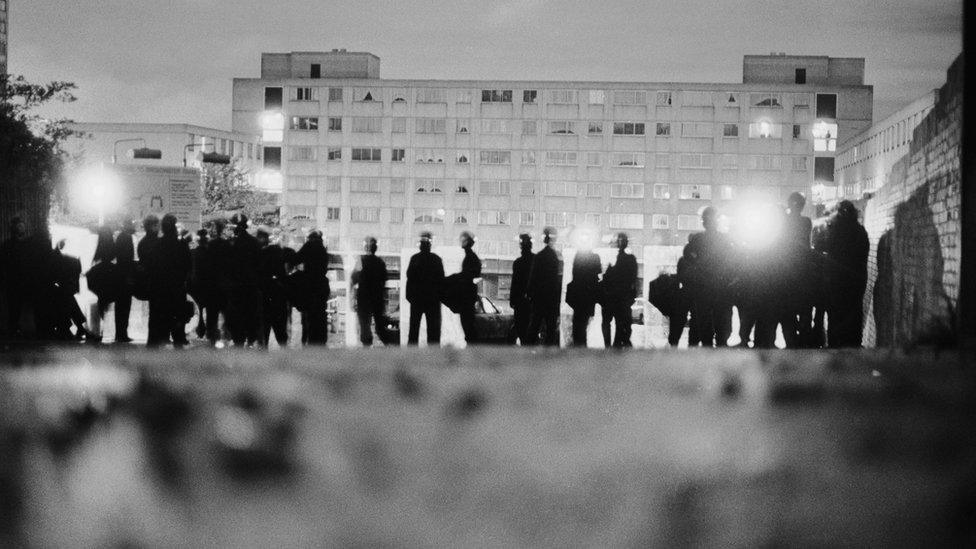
0,192,869,349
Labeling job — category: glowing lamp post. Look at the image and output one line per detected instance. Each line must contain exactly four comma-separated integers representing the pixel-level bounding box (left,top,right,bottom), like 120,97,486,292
71,164,123,226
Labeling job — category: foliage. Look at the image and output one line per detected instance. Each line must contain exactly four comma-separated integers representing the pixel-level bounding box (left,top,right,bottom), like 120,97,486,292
201,161,278,226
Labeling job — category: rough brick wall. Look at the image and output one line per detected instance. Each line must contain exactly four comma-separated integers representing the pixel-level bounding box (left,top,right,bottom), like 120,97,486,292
862,56,962,347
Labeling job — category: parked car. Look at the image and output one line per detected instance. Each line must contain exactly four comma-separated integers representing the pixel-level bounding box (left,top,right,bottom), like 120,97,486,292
385,295,514,344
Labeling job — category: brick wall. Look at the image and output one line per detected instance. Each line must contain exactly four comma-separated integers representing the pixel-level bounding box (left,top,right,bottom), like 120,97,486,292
862,55,962,346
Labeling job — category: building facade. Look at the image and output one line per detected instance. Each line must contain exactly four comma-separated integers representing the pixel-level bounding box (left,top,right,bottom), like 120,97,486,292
0,0,7,75
232,51,872,299
833,90,938,201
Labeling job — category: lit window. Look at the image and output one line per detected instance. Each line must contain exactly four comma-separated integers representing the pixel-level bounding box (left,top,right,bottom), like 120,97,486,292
653,184,670,199
290,116,319,131
414,209,444,223
548,90,579,104
652,214,670,229
749,121,782,139
588,90,605,104
812,121,838,151
720,186,734,200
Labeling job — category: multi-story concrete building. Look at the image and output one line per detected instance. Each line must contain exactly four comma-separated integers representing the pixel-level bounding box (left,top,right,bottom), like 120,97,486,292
1,0,8,75
233,50,872,299
834,90,938,201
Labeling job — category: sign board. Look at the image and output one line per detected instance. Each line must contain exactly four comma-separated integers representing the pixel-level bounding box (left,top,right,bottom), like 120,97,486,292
114,165,203,231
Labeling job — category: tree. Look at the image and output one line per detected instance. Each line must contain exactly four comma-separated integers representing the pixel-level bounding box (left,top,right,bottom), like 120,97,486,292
201,161,277,225
0,74,78,240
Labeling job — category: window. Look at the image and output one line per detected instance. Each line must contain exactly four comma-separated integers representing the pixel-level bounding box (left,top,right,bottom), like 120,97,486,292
792,156,808,171
289,206,316,220
750,155,781,170
415,180,443,193
290,116,319,131
480,119,512,134
390,88,408,102
748,122,782,138
416,88,447,103
523,90,538,103
814,157,835,182
585,183,602,197
390,209,404,223
655,91,673,106
721,154,737,168
750,93,782,107
611,183,644,198
653,184,670,199
352,88,378,102
326,207,341,221
328,88,343,102
726,93,737,105
294,87,316,101
588,121,603,134
585,152,603,166
677,215,702,231
390,178,405,193
680,154,712,169
519,212,535,226
812,121,838,152
457,119,472,134
521,121,537,135
324,177,341,192
265,87,283,109
545,212,577,227
613,122,645,135
679,184,712,200
310,64,321,79
816,94,837,118
680,122,711,137
392,117,407,133
327,147,342,161
350,207,380,223
479,181,511,195
612,152,645,167
609,214,644,229
392,148,406,162
350,148,381,162
520,181,536,196
290,147,316,162
455,181,469,193
652,215,670,229
588,90,605,104
415,149,445,163
548,121,576,135
478,211,510,225
479,150,511,165
722,124,739,137
655,123,671,136
416,118,447,134
544,181,576,196
720,186,734,200
352,117,381,133
794,93,812,109
481,89,513,102
456,151,470,164
584,213,602,226
682,91,712,107
288,176,317,191
548,90,579,104
545,151,578,166
456,90,472,103
350,178,381,193
328,117,342,131
614,90,646,105
414,209,444,223
454,212,468,224
793,124,802,139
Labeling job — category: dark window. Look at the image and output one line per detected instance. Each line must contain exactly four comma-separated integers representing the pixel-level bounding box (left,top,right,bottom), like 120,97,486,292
310,64,321,78
816,93,837,118
814,157,834,182
523,90,537,103
263,147,282,169
795,68,806,84
264,87,283,109
793,124,801,139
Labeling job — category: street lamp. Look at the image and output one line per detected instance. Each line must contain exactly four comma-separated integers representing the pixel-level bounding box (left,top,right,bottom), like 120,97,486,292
71,163,122,226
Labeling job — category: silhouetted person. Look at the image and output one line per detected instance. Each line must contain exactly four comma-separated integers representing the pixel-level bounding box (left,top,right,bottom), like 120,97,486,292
189,228,211,339
526,227,562,346
135,214,160,304
256,227,289,348
51,239,94,340
668,251,697,347
145,214,191,347
1,217,31,338
600,232,638,348
206,218,233,345
507,233,534,345
779,192,814,348
227,214,262,347
824,200,869,348
406,231,444,345
567,235,601,347
455,231,481,343
684,207,734,347
113,220,136,342
293,230,330,345
87,226,121,342
352,237,391,346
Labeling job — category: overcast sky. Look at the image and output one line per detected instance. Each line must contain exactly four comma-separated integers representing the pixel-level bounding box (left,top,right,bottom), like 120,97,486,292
9,0,961,129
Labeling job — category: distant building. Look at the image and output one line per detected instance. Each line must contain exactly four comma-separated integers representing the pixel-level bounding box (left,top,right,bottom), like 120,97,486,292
0,0,7,75
232,50,873,300
834,90,938,201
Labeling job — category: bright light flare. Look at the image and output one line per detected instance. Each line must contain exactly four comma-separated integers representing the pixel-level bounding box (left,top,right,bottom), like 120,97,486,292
261,111,284,143
732,201,783,249
69,164,123,222
570,224,599,251
255,170,283,193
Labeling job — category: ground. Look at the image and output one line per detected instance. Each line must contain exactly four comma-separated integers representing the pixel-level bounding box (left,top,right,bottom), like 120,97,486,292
1,346,974,547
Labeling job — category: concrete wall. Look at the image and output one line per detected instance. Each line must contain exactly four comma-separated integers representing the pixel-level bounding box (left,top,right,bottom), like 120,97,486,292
862,56,962,347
